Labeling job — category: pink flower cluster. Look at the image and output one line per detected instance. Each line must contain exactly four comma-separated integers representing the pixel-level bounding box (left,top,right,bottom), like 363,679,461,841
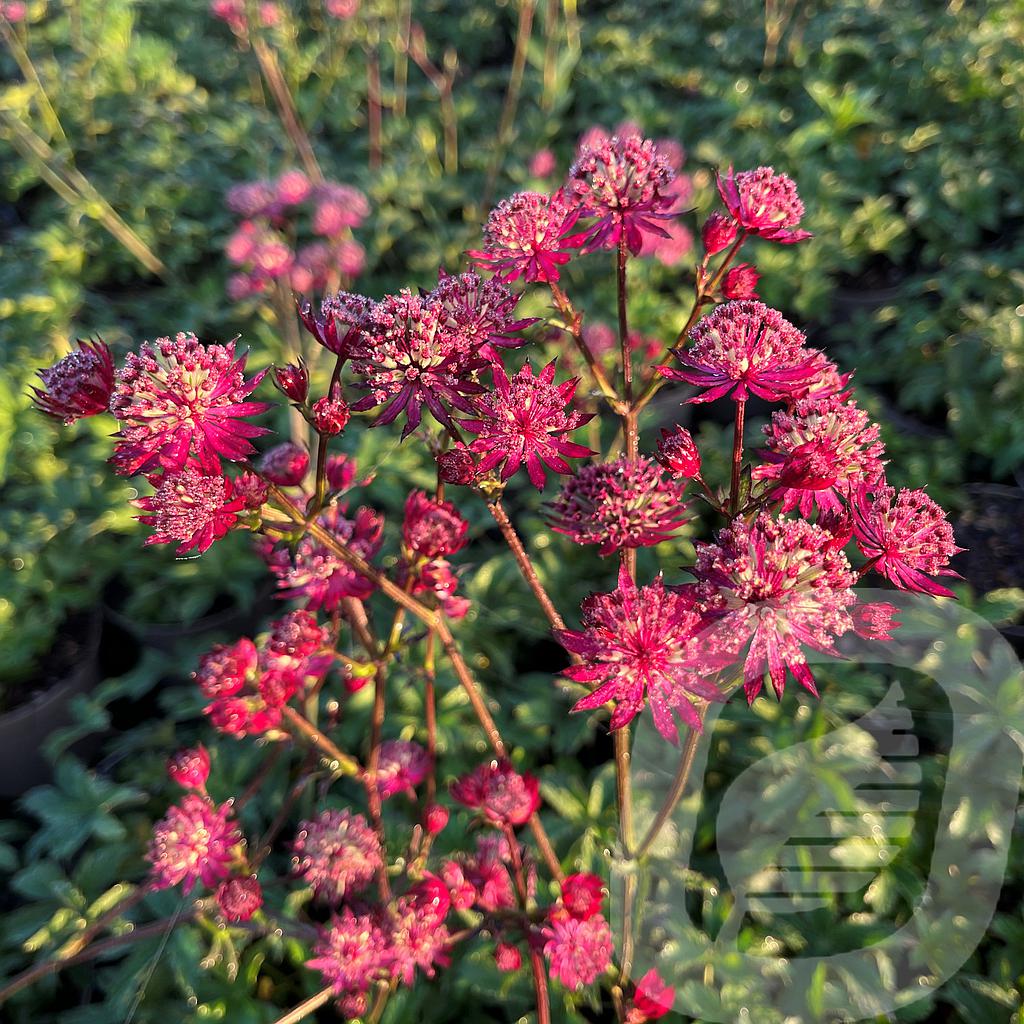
224,172,368,301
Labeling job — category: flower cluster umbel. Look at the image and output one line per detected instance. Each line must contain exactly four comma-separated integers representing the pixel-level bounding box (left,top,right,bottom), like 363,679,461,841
30,126,962,1024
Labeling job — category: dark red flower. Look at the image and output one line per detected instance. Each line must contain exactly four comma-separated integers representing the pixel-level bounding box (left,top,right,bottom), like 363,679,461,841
32,339,115,424
716,165,811,244
451,758,540,827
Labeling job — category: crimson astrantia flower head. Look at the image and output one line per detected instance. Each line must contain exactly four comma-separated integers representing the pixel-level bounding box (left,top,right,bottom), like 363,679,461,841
110,333,269,475
557,566,724,743
265,609,329,667
425,803,449,835
301,291,374,358
135,463,247,555
436,443,477,485
441,834,525,912
467,190,581,284
717,165,811,244
431,270,537,361
462,359,594,490
376,739,431,799
701,211,739,256
655,424,702,479
495,942,523,972
389,880,452,985
147,795,240,893
568,135,676,255
216,875,263,922
691,511,858,702
292,809,383,902
275,168,312,205
258,441,309,486
310,383,351,436
307,906,393,999
541,913,614,990
451,758,540,827
32,339,115,424
628,969,675,1022
722,262,760,300
325,453,358,492
167,745,211,790
194,637,259,699
402,490,469,560
657,301,819,404
853,485,962,598
348,289,488,438
560,873,605,921
262,503,384,611
753,395,886,516
547,456,689,556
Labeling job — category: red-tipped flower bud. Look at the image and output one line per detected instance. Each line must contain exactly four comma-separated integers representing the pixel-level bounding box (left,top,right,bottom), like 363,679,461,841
495,942,523,972
721,263,760,300
701,211,738,256
436,444,476,485
424,803,449,835
311,384,351,436
273,360,309,403
216,876,263,922
167,745,211,790
655,425,701,479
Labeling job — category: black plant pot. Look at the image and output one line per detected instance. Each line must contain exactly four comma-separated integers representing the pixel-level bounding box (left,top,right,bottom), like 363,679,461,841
0,607,103,800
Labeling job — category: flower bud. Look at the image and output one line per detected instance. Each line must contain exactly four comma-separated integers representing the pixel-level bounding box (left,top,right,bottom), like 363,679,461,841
167,745,211,790
655,425,701,479
721,263,760,300
273,360,309,403
424,803,449,835
701,211,738,256
495,942,522,972
310,384,351,436
216,876,263,922
436,445,476,485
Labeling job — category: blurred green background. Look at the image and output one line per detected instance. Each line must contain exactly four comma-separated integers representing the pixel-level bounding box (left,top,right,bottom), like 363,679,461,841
1,0,1022,1021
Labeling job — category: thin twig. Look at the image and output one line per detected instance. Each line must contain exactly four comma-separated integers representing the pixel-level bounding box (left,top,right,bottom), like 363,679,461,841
270,985,334,1024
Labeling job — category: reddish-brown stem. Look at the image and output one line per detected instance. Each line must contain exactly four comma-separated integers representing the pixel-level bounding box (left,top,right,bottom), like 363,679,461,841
424,630,438,806
262,482,564,883
235,744,285,812
548,280,622,406
270,985,334,1024
367,667,392,901
486,499,567,633
730,399,746,514
504,825,551,1024
252,752,318,867
281,705,361,777
617,240,633,410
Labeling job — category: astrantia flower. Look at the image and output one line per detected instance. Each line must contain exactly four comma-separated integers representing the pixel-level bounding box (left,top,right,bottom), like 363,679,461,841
348,290,487,437
402,490,469,559
557,567,723,743
717,166,811,244
32,339,115,424
216,876,263,922
167,745,211,790
307,907,392,998
431,270,536,361
194,637,258,699
310,383,351,436
265,609,329,668
468,190,581,284
110,333,269,475
629,969,675,1022
135,463,247,555
560,873,605,921
568,135,676,254
547,457,689,556
292,809,383,902
722,263,760,300
753,395,886,516
541,913,614,989
853,486,962,598
495,943,523,972
304,291,374,358
441,835,524,912
451,758,540,827
702,211,739,256
436,444,477,485
657,301,819,404
262,504,384,611
258,441,309,486
463,360,594,490
790,349,853,402
376,740,431,799
691,512,858,702
147,795,240,893
390,880,452,985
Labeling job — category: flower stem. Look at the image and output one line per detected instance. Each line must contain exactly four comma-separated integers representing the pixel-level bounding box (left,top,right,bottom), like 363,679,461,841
270,986,334,1024
504,824,552,1024
367,668,391,901
424,630,438,806
486,498,567,633
281,705,361,777
617,240,633,411
548,280,622,407
730,399,746,514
